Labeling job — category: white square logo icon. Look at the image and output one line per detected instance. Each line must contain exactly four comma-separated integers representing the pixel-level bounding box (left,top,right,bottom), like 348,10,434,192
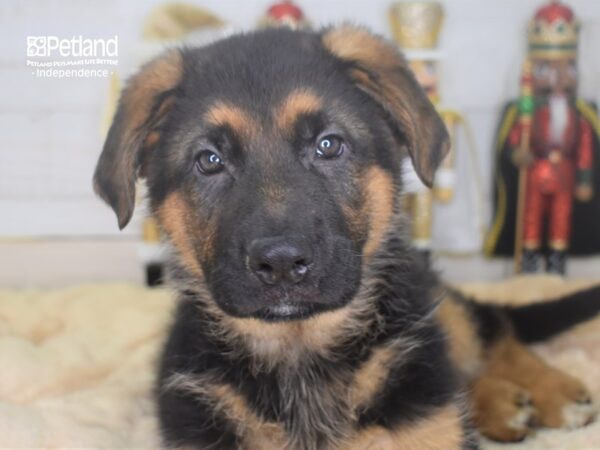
27,36,46,57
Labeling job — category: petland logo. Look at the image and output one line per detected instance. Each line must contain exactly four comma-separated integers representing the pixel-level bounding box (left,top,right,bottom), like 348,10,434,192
27,35,118,78
27,35,118,58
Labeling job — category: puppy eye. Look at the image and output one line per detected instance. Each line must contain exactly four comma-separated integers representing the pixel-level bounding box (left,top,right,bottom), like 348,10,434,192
316,135,344,159
196,150,224,175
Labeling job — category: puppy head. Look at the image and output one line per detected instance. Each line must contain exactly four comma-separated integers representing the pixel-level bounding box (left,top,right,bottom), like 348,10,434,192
94,26,448,323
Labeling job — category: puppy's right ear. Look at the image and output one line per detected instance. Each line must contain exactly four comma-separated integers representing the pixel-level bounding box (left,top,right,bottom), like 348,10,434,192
93,50,183,229
322,25,449,188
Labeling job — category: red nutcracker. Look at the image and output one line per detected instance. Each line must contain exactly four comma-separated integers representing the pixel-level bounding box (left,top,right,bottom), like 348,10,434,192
259,1,310,30
485,1,600,274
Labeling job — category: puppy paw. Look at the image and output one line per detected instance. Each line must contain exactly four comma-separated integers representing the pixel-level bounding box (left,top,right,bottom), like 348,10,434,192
531,372,597,429
508,391,537,431
561,399,597,429
470,376,537,442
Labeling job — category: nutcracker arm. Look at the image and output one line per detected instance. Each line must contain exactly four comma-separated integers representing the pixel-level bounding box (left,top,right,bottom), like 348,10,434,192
508,121,533,167
508,121,522,149
577,117,593,176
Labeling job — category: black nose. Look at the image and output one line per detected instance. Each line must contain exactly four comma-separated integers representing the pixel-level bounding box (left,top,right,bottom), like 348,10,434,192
248,237,312,285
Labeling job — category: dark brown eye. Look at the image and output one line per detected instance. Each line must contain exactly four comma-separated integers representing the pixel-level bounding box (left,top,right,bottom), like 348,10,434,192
316,135,344,159
196,150,224,175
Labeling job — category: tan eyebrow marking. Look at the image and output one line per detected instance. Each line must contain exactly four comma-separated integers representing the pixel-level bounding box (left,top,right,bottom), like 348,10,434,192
275,89,323,131
204,102,258,138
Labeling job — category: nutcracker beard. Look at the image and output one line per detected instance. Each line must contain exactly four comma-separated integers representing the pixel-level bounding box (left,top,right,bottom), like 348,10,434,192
549,95,568,144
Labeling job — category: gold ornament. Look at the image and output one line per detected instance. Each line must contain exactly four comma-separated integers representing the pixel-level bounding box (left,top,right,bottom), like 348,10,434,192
388,1,444,51
142,3,224,41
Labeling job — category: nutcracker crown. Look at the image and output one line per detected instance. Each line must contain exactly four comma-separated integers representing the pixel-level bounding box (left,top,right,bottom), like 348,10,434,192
528,1,580,60
389,1,444,51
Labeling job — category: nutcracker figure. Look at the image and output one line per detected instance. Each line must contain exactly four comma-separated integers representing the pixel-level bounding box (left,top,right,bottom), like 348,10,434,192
485,1,600,274
389,1,481,259
259,1,310,30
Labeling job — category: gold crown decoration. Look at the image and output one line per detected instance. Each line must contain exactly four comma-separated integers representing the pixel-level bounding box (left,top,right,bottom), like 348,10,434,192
528,1,580,60
142,3,225,41
389,1,444,51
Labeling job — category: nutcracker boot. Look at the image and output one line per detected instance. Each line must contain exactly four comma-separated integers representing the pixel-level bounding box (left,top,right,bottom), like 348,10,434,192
521,248,541,273
547,249,567,275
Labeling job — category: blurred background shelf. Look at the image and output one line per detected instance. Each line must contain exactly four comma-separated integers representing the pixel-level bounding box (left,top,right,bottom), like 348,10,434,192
2,239,600,288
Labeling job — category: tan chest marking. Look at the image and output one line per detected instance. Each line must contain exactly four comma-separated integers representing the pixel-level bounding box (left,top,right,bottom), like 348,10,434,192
223,299,372,368
165,373,287,449
350,346,395,411
341,405,464,450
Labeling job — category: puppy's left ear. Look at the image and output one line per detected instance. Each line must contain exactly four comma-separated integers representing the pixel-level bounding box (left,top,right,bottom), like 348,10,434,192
322,25,449,187
94,50,183,229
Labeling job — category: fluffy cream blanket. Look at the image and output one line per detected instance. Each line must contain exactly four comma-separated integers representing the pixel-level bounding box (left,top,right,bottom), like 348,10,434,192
1,277,598,449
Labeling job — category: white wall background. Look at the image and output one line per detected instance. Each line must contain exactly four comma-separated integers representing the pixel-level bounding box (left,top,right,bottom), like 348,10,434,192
1,0,599,240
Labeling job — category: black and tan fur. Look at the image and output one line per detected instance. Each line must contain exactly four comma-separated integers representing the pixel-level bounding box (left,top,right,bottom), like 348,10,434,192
94,25,600,449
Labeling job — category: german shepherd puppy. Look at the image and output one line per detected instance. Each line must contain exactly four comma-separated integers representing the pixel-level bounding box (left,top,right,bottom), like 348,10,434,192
94,26,600,449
